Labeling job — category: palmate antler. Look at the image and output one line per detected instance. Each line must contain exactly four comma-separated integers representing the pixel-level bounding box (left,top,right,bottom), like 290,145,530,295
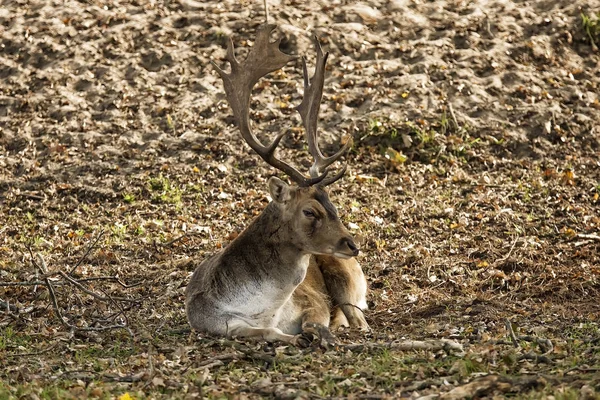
211,24,349,187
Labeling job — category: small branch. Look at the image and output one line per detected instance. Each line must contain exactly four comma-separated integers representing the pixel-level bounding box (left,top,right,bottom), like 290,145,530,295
156,233,189,248
23,247,136,336
518,351,553,364
517,335,554,354
494,237,519,266
575,233,600,242
28,248,68,330
197,353,240,368
0,280,67,287
448,103,461,132
0,298,19,312
103,371,146,383
76,276,144,288
57,271,139,303
5,341,60,358
504,318,521,348
339,339,464,354
68,230,105,275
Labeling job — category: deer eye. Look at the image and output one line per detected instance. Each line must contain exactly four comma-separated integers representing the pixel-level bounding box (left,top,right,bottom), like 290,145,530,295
303,209,316,218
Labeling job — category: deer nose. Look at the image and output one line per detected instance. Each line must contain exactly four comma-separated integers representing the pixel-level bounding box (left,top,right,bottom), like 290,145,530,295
341,237,359,256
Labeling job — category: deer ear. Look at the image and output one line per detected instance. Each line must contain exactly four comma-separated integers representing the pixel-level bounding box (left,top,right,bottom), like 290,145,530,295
268,177,291,204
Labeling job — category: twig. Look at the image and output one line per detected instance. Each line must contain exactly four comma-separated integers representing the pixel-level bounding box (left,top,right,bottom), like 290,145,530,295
58,271,139,303
77,276,144,288
29,249,69,329
448,103,460,132
339,339,464,354
504,318,521,348
494,237,519,266
0,280,66,287
103,371,146,383
5,341,60,358
575,233,600,242
68,230,105,275
0,299,19,312
518,351,553,364
156,233,190,248
24,248,135,335
517,335,553,354
97,286,130,328
482,12,494,38
197,353,240,368
0,276,141,288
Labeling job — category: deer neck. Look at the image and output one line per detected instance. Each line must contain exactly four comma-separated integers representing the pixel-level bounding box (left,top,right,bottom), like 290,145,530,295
229,202,308,273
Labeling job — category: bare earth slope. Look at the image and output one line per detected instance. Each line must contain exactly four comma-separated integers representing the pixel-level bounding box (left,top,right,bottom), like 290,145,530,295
1,0,600,398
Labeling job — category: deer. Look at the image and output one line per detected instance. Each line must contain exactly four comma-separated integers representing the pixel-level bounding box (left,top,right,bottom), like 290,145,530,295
184,24,369,347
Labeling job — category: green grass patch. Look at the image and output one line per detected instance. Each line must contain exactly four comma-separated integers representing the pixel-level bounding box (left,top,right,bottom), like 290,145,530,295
581,11,600,49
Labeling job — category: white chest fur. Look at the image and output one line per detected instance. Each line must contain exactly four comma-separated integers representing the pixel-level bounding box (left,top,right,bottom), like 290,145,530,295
223,254,310,327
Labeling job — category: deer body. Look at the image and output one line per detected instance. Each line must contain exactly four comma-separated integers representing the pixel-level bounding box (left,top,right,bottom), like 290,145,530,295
185,24,368,346
186,182,367,345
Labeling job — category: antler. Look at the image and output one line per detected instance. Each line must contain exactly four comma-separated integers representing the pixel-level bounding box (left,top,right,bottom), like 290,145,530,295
211,24,349,187
296,38,351,186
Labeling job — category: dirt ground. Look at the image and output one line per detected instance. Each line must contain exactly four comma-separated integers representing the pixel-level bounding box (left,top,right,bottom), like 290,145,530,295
1,0,600,398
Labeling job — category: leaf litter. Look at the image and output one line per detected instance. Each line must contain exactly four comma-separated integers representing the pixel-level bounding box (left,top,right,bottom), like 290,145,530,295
1,0,600,398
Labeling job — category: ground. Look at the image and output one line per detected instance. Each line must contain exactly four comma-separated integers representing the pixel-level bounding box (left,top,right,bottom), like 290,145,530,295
1,0,600,398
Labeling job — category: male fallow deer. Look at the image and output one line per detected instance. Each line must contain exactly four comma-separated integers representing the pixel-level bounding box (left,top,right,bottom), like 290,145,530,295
185,25,368,346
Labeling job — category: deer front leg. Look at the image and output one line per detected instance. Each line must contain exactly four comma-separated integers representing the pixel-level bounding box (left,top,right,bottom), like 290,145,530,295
301,321,336,348
331,304,369,331
292,281,337,348
317,256,370,331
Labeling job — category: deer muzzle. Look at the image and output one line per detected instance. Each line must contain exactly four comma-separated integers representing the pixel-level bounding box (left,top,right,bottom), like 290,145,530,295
336,236,359,258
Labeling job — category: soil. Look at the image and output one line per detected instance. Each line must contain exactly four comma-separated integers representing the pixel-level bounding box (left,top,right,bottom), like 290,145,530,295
1,0,600,398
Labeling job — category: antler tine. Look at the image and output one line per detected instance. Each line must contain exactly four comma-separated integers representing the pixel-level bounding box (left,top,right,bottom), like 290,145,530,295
212,24,330,187
296,37,351,186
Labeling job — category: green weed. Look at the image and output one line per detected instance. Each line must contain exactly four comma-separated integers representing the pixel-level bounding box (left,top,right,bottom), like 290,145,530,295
581,12,600,50
148,174,182,205
122,193,136,203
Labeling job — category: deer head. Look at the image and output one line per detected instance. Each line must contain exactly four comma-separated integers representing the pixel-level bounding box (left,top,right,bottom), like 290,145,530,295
268,176,358,258
211,24,358,258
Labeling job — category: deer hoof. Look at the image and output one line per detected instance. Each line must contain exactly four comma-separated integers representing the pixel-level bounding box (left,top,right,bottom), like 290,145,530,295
294,333,314,348
302,323,337,349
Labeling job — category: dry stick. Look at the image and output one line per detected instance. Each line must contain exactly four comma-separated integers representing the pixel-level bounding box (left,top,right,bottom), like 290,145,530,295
0,276,141,288
68,230,105,275
483,12,494,38
5,341,60,358
494,236,519,266
0,280,66,287
575,233,600,242
103,371,146,383
0,299,18,312
448,103,460,132
519,351,553,364
27,248,132,334
197,353,240,368
340,339,464,353
517,335,554,354
91,304,135,325
58,271,138,303
155,231,205,248
139,343,157,390
96,286,134,340
504,318,521,348
77,276,144,288
28,247,69,329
